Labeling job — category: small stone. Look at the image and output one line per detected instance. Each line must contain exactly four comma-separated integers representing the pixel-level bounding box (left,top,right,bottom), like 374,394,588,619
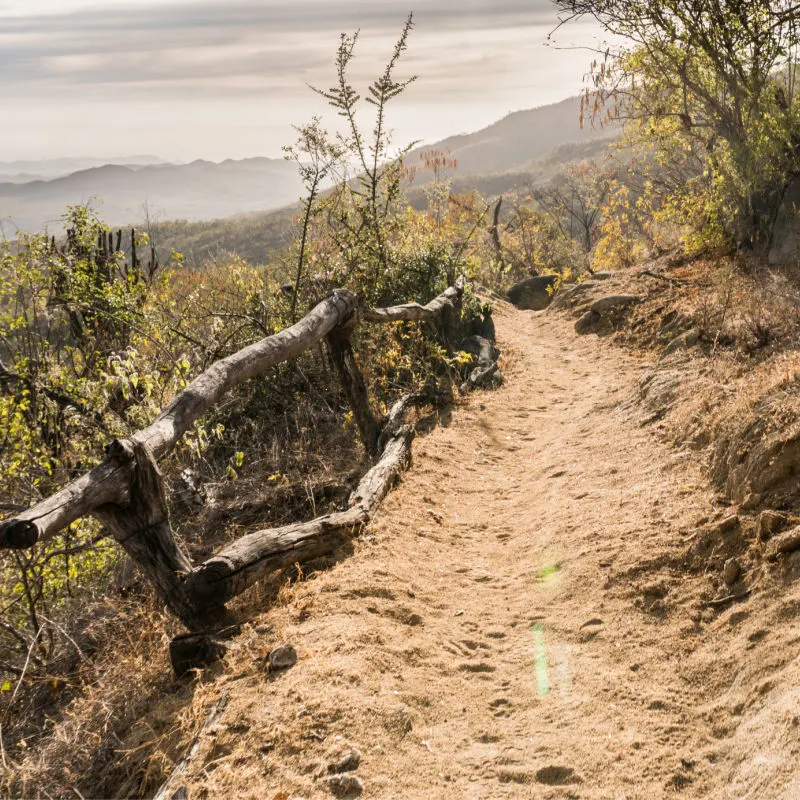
711,514,739,535
661,328,700,358
741,493,763,511
723,558,741,586
764,526,800,561
328,749,361,774
324,774,363,796
268,644,297,671
756,510,790,541
589,294,640,315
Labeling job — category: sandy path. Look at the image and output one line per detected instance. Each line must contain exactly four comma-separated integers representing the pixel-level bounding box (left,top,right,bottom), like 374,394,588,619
174,303,734,799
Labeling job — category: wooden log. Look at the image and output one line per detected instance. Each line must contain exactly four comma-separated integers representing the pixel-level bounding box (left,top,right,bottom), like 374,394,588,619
327,329,380,456
0,291,357,550
0,457,132,549
185,426,413,609
136,289,357,460
92,440,212,630
361,280,463,323
348,426,413,513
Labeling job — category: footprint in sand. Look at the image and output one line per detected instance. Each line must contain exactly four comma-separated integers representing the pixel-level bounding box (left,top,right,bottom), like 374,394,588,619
489,697,513,717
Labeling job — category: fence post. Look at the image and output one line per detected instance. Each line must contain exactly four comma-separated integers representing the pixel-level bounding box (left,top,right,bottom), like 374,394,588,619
327,322,380,458
93,440,214,630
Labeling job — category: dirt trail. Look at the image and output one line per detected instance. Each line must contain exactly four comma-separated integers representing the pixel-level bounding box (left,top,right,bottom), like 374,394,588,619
171,303,776,799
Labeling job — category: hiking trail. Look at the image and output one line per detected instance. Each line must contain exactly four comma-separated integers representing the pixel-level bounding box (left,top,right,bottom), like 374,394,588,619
163,302,780,800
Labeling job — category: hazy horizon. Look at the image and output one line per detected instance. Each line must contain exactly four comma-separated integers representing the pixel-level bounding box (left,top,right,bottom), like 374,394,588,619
0,0,602,163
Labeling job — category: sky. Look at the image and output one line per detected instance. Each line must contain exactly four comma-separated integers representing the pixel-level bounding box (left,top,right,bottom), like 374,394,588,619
0,0,603,163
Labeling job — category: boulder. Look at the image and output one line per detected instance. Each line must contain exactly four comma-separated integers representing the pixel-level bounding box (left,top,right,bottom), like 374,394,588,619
589,294,640,315
575,310,602,335
661,328,701,359
506,275,558,310
458,335,499,368
769,178,800,265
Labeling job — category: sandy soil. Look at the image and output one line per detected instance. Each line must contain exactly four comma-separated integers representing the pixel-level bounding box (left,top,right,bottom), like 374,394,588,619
162,302,800,800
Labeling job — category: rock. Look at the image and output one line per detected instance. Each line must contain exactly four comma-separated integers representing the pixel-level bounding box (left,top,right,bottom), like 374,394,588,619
589,294,640,315
661,328,700,359
575,309,601,335
710,514,739,536
268,643,297,671
328,749,361,774
723,557,741,585
769,177,800,265
480,312,496,343
506,275,558,310
548,280,599,312
741,492,763,511
764,526,800,560
757,510,791,541
324,774,363,796
535,765,579,785
639,368,683,413
590,271,614,280
457,335,498,368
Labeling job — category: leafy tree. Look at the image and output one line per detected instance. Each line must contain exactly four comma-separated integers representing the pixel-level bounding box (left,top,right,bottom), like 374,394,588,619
531,161,613,254
555,0,800,249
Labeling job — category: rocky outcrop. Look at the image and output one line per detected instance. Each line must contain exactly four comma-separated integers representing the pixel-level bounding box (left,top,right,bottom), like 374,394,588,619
548,279,602,313
660,328,701,359
711,419,800,505
506,275,558,311
574,295,641,336
769,179,800,265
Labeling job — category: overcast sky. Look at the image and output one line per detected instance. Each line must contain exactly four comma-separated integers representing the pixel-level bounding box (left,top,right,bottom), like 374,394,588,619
0,0,602,162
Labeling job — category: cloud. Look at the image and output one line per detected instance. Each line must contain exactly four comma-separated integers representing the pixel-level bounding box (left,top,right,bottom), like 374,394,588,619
0,0,601,160
0,0,562,96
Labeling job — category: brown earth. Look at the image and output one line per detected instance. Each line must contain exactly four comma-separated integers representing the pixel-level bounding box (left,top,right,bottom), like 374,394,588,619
140,301,800,799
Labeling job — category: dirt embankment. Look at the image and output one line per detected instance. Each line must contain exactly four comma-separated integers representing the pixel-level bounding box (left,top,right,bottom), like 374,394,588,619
16,267,800,799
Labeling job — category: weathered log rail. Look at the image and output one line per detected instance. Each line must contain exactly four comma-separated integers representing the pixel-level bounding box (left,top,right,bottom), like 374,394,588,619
0,279,494,646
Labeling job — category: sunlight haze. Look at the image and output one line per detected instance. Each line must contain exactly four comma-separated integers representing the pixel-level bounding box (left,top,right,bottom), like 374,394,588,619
0,0,601,161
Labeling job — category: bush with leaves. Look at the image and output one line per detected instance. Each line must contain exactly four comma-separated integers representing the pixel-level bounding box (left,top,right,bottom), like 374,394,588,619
556,0,800,254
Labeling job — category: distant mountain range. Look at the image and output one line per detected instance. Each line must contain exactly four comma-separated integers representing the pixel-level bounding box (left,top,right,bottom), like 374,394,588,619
0,158,305,234
0,96,619,239
0,155,168,182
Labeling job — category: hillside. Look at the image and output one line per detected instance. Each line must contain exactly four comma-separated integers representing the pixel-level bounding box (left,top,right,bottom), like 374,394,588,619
408,96,618,175
150,98,621,266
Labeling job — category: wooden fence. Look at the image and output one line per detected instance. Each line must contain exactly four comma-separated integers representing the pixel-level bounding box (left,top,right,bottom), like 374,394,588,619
0,279,496,666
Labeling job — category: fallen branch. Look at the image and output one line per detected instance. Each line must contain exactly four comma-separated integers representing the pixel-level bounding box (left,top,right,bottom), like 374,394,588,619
0,291,357,550
360,280,463,323
703,590,751,608
185,426,413,609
